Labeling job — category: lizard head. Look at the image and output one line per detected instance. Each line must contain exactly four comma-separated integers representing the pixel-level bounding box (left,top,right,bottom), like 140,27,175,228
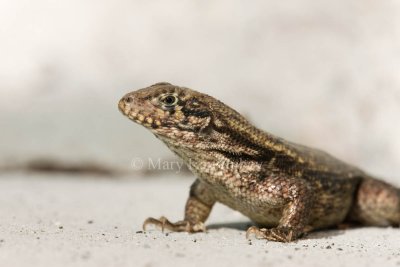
118,82,217,146
119,82,276,159
119,82,301,168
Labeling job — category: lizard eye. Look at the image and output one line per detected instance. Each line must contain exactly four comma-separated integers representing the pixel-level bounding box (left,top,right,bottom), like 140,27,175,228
160,94,178,107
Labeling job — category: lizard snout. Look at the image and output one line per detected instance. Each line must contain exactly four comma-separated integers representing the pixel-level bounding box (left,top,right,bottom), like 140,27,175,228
118,95,136,114
118,98,126,113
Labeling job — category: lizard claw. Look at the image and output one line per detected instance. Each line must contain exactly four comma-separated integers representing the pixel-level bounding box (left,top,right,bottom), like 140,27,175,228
246,226,268,239
142,216,206,233
246,226,301,242
142,216,169,232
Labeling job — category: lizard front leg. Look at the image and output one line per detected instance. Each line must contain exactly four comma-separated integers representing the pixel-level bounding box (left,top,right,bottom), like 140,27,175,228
143,179,216,233
246,178,313,242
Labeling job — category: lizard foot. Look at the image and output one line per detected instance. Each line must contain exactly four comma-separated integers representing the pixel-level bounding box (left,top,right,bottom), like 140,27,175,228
142,216,206,233
246,226,302,242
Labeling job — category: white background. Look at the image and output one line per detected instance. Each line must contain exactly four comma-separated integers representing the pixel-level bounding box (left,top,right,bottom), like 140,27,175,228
1,0,399,183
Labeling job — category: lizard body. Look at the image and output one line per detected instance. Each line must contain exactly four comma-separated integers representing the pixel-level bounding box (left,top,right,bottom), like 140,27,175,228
118,82,400,242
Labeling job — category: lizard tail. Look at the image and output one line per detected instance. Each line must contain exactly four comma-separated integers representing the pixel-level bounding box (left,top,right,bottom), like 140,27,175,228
349,177,400,227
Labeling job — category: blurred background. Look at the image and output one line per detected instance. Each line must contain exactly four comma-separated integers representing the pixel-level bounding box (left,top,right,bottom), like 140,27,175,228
1,0,399,182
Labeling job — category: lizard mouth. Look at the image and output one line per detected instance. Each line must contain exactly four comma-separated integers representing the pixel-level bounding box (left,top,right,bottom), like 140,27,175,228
118,98,162,128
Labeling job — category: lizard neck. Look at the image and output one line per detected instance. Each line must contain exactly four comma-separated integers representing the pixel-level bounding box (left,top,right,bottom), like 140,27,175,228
166,142,263,185
207,97,305,163
159,125,301,184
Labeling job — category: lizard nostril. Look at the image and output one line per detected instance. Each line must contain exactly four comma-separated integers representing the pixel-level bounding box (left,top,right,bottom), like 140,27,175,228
125,96,133,103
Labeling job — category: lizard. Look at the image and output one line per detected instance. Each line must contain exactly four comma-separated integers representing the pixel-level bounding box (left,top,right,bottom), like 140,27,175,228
118,82,400,242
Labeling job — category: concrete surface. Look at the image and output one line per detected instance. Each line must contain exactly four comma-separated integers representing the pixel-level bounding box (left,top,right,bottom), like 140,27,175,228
0,173,399,267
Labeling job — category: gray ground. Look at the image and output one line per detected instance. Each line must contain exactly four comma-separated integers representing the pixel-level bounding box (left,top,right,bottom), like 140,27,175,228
0,173,399,267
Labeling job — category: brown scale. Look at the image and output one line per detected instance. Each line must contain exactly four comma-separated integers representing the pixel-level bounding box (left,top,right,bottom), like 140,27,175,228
118,82,400,242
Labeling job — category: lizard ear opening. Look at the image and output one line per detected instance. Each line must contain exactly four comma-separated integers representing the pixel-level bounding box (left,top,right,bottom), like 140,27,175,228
183,98,211,118
177,98,213,133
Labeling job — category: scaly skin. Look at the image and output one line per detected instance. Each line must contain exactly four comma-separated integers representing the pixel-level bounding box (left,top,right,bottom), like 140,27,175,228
118,82,400,242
